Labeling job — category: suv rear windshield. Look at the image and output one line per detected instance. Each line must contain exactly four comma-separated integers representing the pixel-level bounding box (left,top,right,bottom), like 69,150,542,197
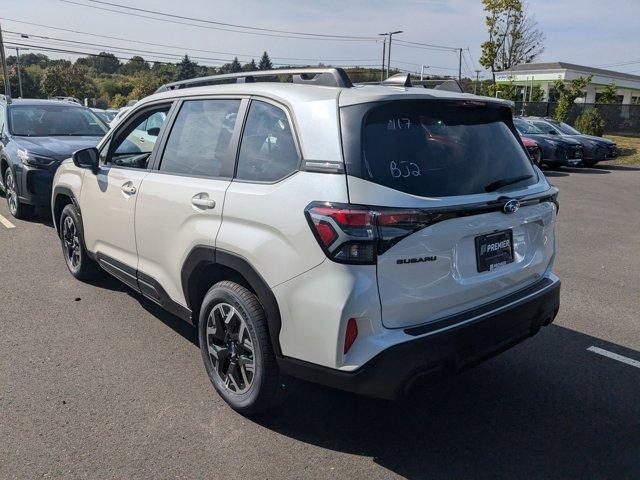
341,100,537,197
8,105,108,137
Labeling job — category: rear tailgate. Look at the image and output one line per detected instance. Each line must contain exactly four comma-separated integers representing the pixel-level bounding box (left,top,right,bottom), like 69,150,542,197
340,97,557,330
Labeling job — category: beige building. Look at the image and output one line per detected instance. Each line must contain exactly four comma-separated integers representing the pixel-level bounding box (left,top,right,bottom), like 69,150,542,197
496,62,640,104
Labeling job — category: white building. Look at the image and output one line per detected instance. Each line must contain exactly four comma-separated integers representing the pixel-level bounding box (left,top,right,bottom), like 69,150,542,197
496,62,640,104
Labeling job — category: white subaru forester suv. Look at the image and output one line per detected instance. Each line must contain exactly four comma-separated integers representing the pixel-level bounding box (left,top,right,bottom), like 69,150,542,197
52,68,560,414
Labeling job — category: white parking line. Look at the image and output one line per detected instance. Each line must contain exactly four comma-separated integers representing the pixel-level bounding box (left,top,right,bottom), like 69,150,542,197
587,346,640,369
0,214,15,229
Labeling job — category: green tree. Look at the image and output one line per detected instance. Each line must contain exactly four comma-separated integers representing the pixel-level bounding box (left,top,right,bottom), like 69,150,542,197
111,93,128,108
129,72,162,100
487,79,519,100
40,63,97,100
77,52,120,74
119,56,149,75
258,51,273,70
243,59,257,72
529,85,544,101
554,76,591,122
229,57,242,73
480,0,545,82
175,55,198,81
151,62,178,84
596,83,619,104
575,108,605,136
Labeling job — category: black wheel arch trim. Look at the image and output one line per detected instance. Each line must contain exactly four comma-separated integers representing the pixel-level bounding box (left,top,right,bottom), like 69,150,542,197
181,246,283,356
52,186,81,236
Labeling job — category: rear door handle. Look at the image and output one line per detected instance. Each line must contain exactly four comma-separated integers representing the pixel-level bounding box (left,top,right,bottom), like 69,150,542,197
191,193,216,209
121,182,137,195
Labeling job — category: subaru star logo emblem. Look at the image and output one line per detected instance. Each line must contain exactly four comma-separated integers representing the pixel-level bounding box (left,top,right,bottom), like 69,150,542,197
503,199,520,214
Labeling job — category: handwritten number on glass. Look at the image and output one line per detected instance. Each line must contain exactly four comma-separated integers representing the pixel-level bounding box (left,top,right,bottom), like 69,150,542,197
390,161,421,178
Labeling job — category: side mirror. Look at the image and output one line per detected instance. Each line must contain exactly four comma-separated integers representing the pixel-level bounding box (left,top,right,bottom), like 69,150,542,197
72,147,100,174
548,130,558,135
147,127,160,137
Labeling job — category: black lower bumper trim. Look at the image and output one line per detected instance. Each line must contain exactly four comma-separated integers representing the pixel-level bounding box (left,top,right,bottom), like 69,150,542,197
278,277,560,400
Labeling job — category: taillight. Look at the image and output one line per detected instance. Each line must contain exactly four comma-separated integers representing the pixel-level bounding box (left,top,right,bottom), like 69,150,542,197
305,202,435,264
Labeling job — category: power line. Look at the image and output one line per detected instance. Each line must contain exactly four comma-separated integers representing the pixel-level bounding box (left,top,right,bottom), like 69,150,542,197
59,0,378,42
1,18,379,64
4,31,380,65
394,39,460,52
84,0,377,40
4,40,382,70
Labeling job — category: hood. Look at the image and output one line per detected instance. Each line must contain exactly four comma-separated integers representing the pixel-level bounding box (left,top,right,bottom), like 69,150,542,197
523,133,581,147
572,134,615,145
13,136,102,162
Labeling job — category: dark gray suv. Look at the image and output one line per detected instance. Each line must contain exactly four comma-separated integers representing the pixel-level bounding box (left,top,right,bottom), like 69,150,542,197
0,97,107,218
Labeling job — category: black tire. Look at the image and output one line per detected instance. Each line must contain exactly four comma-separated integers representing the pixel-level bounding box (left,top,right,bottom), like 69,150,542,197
199,281,283,415
544,162,561,171
581,159,598,168
59,204,101,281
4,168,33,219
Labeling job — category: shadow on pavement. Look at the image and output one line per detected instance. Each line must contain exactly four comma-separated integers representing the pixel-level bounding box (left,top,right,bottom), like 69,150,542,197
254,325,640,479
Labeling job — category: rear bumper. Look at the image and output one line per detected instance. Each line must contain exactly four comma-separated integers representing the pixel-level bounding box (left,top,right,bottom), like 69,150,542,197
279,275,560,399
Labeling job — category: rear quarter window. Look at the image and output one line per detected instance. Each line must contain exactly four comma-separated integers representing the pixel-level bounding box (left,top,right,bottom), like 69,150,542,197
341,100,537,197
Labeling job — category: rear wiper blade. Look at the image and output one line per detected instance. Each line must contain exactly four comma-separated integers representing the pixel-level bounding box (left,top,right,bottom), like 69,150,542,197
484,174,533,192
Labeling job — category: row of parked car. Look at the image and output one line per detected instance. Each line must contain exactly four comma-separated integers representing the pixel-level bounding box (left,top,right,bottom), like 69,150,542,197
515,117,618,169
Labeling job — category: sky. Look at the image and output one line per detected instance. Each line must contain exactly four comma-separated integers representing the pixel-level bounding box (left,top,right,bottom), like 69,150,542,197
2,0,639,79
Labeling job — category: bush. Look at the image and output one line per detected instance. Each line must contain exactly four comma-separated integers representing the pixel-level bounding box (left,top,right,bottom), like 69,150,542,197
575,108,605,136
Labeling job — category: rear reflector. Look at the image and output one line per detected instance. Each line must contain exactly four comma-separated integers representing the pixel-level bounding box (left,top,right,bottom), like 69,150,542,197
344,318,358,354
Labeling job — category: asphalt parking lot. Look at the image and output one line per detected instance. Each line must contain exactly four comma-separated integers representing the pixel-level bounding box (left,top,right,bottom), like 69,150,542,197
1,164,639,479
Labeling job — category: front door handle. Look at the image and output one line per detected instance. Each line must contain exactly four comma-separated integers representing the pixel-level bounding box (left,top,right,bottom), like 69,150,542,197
191,193,216,209
121,182,137,195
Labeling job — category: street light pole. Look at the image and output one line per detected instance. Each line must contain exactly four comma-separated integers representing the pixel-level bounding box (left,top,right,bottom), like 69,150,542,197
15,47,23,98
421,65,429,81
474,69,481,94
458,48,463,81
0,22,10,97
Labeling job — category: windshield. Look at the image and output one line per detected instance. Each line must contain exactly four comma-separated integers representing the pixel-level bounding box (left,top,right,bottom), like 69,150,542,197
342,100,537,197
557,122,581,135
531,120,559,135
514,119,544,135
8,105,108,137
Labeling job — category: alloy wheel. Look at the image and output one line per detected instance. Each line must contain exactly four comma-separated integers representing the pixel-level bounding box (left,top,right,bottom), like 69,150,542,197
62,216,82,271
5,171,17,215
205,302,255,394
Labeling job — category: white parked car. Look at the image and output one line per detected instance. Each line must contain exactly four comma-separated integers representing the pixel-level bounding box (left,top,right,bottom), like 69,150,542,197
51,68,561,414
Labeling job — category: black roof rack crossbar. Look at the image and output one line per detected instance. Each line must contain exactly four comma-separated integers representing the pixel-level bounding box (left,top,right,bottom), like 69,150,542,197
155,67,353,93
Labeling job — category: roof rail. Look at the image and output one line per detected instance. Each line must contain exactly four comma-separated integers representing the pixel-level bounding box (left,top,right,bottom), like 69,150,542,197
155,67,353,93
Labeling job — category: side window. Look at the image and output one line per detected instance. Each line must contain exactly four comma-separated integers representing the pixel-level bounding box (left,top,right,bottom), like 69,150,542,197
159,99,241,177
106,107,170,169
236,101,299,182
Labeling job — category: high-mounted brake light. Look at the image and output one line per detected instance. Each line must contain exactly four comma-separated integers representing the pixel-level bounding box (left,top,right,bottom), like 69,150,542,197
305,202,435,265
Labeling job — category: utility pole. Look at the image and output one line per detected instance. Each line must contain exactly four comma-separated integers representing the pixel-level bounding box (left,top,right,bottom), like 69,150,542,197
379,30,402,79
457,48,463,81
0,22,10,97
15,47,23,98
474,69,481,94
378,35,386,82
